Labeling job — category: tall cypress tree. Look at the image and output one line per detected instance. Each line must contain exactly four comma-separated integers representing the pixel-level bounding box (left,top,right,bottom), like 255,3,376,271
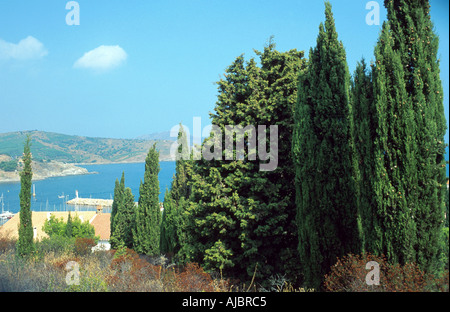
160,188,173,254
161,124,191,256
133,144,161,256
171,123,191,201
17,135,35,258
351,59,376,253
112,187,136,249
110,171,125,243
292,2,361,289
371,20,416,265
65,211,73,238
370,0,447,271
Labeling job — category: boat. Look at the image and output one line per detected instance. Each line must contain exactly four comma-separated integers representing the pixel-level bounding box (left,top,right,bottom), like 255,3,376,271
0,193,14,223
0,212,14,220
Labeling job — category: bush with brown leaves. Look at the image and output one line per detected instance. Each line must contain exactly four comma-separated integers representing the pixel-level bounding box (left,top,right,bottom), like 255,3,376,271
324,253,449,292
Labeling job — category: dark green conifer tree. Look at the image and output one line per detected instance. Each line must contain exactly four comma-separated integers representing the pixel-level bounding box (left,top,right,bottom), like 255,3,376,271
65,211,73,238
160,188,176,255
351,59,377,253
110,172,125,239
161,124,191,256
371,20,416,265
292,2,361,289
181,41,305,284
17,135,35,258
370,0,447,271
112,187,136,249
133,144,161,255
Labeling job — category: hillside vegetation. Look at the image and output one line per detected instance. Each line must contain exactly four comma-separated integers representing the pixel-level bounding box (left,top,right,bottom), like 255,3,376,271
0,130,174,164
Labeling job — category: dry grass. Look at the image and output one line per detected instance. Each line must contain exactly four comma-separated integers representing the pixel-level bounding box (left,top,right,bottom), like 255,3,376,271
0,232,235,292
2,230,447,292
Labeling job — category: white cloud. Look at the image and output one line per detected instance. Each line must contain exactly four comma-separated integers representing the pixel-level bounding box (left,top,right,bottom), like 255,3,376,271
74,45,127,71
0,36,48,60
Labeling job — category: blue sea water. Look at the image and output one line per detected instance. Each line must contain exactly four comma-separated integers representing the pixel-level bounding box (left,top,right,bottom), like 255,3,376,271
0,162,176,214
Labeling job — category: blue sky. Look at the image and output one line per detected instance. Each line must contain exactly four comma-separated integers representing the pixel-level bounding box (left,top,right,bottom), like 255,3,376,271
0,0,448,143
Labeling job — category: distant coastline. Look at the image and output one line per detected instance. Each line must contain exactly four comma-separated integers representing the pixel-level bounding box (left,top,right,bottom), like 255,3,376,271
0,159,176,183
74,159,175,166
0,161,96,184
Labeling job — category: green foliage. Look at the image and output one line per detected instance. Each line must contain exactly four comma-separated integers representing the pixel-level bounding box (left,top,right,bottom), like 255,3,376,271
133,144,161,256
0,159,18,172
110,172,125,240
111,187,136,249
35,235,75,256
178,40,305,285
161,124,192,256
351,59,376,253
74,237,96,256
42,215,66,237
203,240,234,272
160,188,176,255
42,214,97,241
368,0,447,273
0,130,173,163
446,186,449,228
292,2,361,289
16,135,35,258
438,227,449,273
65,212,73,238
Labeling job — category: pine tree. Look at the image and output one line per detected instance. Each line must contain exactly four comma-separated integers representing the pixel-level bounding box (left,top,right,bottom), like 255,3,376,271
181,41,305,284
133,144,161,255
369,0,447,271
292,2,361,289
17,135,35,258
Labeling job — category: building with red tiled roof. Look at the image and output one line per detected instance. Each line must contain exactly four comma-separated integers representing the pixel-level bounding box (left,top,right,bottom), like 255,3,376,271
0,211,111,251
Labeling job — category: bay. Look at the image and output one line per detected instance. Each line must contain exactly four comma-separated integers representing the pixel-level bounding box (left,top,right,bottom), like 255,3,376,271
0,162,176,214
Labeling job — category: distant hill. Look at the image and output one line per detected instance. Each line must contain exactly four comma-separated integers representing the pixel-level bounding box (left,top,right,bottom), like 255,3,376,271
137,131,202,146
136,131,176,141
0,130,175,164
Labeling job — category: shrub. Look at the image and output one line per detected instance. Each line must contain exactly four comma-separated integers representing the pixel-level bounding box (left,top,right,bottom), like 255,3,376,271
107,248,163,292
35,236,75,257
74,237,96,256
0,250,67,292
65,271,109,292
323,253,449,292
177,262,214,292
0,230,15,254
42,214,97,240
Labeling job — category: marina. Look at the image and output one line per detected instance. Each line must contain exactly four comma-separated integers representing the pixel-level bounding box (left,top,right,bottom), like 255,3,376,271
66,197,113,207
0,162,176,217
0,193,14,226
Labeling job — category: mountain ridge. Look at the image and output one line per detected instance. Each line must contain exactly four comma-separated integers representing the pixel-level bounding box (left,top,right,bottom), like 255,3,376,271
0,130,175,164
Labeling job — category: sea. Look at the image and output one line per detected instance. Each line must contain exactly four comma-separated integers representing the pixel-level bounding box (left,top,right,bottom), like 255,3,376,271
0,162,176,215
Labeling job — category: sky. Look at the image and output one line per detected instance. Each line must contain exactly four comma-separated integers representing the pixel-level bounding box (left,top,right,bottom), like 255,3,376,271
0,0,448,143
